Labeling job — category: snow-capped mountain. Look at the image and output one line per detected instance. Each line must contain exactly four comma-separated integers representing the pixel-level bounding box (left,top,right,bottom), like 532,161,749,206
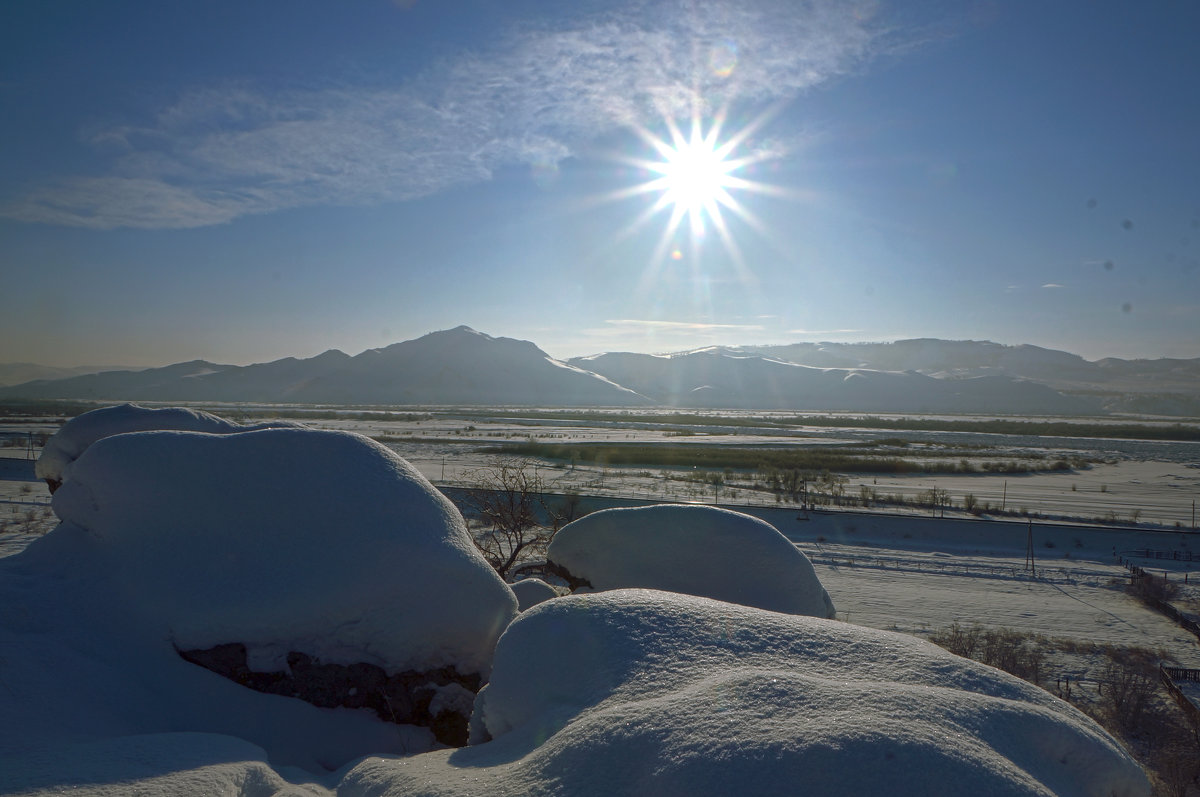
569,348,1098,415
744,339,1200,394
7,328,1197,414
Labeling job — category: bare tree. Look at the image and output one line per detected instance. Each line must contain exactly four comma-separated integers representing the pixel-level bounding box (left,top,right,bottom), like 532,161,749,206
460,459,583,580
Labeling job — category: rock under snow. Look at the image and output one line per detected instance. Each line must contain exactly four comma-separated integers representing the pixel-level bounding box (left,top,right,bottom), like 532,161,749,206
547,504,835,617
342,589,1150,797
35,403,302,492
2,424,522,777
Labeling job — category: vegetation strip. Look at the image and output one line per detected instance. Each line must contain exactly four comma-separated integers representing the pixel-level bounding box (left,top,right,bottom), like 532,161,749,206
485,441,1079,475
451,409,1200,442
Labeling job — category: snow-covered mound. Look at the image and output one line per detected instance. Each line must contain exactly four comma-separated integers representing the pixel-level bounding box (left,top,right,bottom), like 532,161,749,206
35,403,302,491
1,426,520,779
548,504,835,618
510,577,560,611
343,590,1150,797
51,426,517,675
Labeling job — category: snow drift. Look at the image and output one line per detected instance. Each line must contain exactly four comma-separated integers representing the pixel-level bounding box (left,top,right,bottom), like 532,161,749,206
35,402,302,491
344,590,1150,797
548,504,835,618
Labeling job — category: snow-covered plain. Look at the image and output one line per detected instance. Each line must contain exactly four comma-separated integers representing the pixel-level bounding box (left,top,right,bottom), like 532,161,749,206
8,404,1199,526
1,406,1195,795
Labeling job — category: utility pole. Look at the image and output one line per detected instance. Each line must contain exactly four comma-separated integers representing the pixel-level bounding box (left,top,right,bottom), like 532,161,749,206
1002,480,1007,512
1024,518,1036,576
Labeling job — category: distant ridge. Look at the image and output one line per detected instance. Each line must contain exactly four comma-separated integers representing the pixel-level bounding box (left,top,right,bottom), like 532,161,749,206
0,362,137,388
4,328,1197,414
568,348,1097,415
0,326,649,407
743,339,1200,394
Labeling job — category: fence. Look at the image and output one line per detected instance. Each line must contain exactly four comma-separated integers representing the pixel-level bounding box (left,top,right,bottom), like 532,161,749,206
1126,562,1200,641
1162,667,1200,682
1160,666,1200,728
1126,548,1198,563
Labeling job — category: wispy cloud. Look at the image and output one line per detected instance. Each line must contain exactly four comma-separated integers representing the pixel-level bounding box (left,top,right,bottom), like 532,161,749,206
786,328,863,335
1042,283,1066,289
2,1,890,229
606,319,766,332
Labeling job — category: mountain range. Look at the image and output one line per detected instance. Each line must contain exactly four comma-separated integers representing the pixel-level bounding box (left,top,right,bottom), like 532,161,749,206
2,326,1197,416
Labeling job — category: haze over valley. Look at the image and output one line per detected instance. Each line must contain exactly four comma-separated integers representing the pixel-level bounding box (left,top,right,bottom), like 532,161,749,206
3,326,1198,416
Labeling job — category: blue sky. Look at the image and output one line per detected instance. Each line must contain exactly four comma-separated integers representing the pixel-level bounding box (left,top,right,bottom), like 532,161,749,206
2,0,1198,368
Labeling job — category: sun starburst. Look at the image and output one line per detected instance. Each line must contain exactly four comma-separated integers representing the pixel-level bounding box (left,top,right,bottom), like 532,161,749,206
648,124,739,223
601,105,787,276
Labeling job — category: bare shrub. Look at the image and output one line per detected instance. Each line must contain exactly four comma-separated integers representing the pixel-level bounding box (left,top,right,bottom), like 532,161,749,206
979,628,1045,683
1155,743,1200,797
1098,659,1157,733
1128,571,1180,605
929,623,980,659
459,459,584,580
929,625,1044,684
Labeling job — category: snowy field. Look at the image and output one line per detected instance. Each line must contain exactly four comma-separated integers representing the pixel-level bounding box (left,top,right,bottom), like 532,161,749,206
6,405,1199,527
301,409,1200,528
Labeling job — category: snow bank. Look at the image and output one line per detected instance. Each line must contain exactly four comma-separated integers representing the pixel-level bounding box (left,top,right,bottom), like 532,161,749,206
35,403,302,490
2,424,521,783
548,504,835,617
52,426,517,675
510,577,559,611
342,590,1149,797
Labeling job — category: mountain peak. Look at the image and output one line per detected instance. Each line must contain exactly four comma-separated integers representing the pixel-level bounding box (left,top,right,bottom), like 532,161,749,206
444,324,487,337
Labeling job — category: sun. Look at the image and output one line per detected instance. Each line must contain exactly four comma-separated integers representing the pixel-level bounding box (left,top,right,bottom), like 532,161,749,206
649,127,738,220
602,107,785,271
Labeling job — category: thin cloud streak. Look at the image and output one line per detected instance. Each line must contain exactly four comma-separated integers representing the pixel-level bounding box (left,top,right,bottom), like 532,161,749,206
2,1,888,229
786,328,863,335
606,319,766,332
